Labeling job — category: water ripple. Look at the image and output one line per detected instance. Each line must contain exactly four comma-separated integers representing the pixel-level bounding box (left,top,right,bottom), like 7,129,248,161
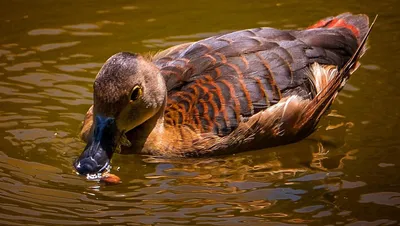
63,23,100,30
5,62,42,71
9,72,92,87
35,41,81,52
28,29,66,36
359,192,400,208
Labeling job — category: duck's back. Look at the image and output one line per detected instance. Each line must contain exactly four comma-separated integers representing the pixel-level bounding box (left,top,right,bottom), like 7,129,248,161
153,13,369,137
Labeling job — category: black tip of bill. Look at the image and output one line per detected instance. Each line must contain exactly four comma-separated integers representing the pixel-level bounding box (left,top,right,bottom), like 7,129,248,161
74,115,117,178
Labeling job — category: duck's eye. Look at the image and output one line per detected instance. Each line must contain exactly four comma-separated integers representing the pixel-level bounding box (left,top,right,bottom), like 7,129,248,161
130,85,142,102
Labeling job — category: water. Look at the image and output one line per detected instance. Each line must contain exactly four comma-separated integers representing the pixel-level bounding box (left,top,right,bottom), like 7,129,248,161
1,0,399,225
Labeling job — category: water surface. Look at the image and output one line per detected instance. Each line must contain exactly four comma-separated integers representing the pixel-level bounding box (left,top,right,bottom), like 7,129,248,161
1,0,399,225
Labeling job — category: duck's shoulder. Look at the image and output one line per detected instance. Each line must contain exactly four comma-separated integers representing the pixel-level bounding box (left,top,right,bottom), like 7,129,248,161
151,42,195,63
152,28,298,91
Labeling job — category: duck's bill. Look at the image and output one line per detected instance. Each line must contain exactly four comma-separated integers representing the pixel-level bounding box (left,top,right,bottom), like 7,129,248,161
74,141,111,176
74,115,117,176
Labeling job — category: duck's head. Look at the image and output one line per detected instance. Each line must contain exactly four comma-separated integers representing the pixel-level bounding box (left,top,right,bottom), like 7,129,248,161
74,52,166,175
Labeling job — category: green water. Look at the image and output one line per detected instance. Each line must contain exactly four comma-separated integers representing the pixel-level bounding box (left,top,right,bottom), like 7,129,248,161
1,0,399,225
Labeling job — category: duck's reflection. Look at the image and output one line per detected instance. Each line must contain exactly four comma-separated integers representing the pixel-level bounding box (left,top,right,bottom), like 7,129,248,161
111,123,357,189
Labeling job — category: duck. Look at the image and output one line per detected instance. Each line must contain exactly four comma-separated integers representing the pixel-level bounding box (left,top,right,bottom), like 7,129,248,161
74,13,375,176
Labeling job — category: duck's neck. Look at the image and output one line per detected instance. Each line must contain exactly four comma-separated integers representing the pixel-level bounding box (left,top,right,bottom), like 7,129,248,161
121,98,167,155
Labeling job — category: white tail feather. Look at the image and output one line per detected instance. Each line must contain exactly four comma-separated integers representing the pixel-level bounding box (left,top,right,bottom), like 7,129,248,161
309,63,339,94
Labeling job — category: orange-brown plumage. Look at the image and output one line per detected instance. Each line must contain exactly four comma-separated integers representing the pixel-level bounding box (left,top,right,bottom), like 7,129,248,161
75,13,376,176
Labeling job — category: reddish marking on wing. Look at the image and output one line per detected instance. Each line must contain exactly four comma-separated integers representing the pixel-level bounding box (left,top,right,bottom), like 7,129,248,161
190,83,200,99
226,62,254,112
308,18,360,38
254,77,270,107
177,103,188,121
280,56,294,83
177,125,185,142
192,105,202,131
166,104,183,125
215,68,222,78
165,117,174,125
204,74,213,81
166,90,196,125
255,52,282,100
195,80,214,131
207,92,219,118
206,92,221,129
327,18,360,37
186,85,203,130
199,99,213,131
240,55,250,71
308,19,330,29
179,92,195,111
215,52,227,63
196,79,209,93
168,111,178,125
220,79,241,122
167,98,182,111
211,81,230,128
204,54,217,65
202,74,230,128
201,76,221,120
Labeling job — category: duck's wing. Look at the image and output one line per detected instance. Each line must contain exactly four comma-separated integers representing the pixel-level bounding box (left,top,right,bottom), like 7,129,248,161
154,13,369,137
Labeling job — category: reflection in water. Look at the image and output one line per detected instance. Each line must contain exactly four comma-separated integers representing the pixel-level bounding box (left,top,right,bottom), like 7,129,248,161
0,139,365,225
0,0,399,225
